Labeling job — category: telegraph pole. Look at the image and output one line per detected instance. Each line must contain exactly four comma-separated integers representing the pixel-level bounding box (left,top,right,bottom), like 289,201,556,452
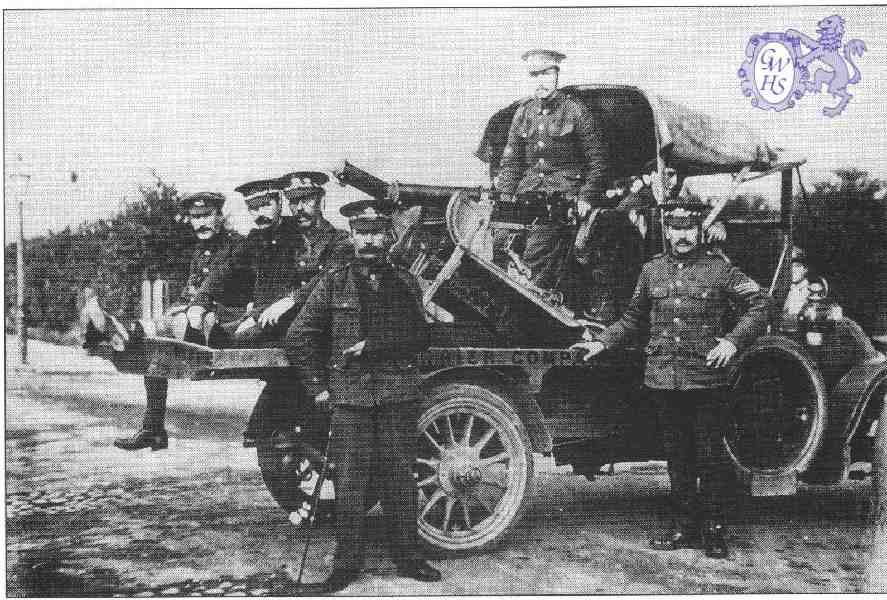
10,156,31,364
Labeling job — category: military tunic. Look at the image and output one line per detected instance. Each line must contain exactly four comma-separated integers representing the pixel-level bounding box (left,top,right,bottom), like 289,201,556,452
235,216,352,438
597,249,773,389
242,216,352,324
495,91,608,290
496,90,608,200
286,261,429,571
596,248,774,529
179,228,253,323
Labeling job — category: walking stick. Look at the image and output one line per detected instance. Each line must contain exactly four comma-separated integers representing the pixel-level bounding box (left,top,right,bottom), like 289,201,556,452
295,421,334,591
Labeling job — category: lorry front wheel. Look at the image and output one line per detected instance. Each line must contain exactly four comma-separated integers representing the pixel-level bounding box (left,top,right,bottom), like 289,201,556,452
416,382,534,552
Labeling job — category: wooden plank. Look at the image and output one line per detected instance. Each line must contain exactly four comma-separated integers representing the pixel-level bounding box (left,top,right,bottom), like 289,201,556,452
140,337,290,379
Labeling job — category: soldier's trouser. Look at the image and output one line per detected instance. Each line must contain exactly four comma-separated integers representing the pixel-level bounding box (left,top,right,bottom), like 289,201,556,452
329,402,420,571
244,375,310,438
138,305,242,432
651,388,736,530
522,223,574,290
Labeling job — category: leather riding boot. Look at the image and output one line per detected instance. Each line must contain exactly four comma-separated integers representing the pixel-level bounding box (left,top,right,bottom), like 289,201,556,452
702,521,729,559
394,560,442,582
113,429,168,451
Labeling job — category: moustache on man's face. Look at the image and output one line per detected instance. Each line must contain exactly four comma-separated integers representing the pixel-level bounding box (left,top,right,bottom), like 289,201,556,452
254,216,273,225
196,226,214,234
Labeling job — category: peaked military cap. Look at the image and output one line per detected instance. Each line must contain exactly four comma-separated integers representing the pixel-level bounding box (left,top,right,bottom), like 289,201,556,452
341,199,392,233
179,192,225,217
282,171,329,204
235,176,289,209
662,197,710,227
522,49,566,73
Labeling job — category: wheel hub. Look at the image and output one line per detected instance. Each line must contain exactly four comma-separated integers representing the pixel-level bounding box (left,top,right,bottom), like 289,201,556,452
438,447,480,495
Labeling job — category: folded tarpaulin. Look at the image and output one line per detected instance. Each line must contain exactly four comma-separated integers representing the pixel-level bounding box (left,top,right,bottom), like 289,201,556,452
654,97,779,175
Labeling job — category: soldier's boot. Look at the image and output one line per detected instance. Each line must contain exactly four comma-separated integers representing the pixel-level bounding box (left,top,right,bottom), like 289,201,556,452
295,568,360,595
650,528,701,551
701,521,729,559
113,429,168,451
393,560,442,582
114,377,168,451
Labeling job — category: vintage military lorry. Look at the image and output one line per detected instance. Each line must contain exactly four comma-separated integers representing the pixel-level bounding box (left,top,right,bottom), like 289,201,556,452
95,85,887,553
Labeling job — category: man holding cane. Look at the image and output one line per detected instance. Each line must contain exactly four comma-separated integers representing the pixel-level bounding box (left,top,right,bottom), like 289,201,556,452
571,197,773,558
285,199,441,592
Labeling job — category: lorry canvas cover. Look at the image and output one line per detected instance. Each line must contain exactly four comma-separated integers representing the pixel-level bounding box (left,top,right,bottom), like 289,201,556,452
477,85,779,179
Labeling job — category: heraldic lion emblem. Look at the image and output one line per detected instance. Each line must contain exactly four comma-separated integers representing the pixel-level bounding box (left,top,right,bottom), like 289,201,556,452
786,15,867,117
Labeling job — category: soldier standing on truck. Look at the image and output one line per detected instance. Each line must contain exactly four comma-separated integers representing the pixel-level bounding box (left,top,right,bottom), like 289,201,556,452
285,198,441,593
495,49,608,291
571,197,774,558
109,192,254,451
231,172,352,447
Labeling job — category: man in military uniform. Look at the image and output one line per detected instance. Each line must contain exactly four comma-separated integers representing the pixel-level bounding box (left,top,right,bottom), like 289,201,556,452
496,49,608,290
232,172,352,446
572,197,774,558
286,199,441,593
113,192,254,451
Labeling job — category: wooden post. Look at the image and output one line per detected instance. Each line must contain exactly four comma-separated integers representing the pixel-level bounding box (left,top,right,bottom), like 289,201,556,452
151,279,168,322
10,160,31,365
141,280,153,321
17,190,28,364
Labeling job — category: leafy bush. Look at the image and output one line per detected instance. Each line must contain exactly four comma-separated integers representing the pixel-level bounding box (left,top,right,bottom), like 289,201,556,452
5,177,194,333
795,169,887,336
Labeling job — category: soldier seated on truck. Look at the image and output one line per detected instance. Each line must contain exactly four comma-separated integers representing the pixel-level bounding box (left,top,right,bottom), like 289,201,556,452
229,172,352,447
81,191,255,452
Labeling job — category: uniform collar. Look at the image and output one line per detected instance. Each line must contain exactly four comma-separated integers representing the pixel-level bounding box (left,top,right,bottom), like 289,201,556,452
535,89,565,111
667,245,706,261
195,227,228,250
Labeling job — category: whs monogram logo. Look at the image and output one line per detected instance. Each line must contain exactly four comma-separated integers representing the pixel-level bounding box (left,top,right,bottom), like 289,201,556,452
739,15,867,117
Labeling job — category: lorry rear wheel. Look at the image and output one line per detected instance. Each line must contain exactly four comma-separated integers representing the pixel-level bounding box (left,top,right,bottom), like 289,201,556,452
416,382,534,552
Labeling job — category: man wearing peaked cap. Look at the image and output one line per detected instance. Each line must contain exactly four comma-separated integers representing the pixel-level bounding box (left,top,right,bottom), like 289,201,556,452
572,195,774,559
111,191,254,451
285,198,441,592
496,49,608,293
231,172,352,448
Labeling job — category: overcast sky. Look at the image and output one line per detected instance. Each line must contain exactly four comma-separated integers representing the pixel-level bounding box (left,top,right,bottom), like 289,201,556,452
5,7,887,237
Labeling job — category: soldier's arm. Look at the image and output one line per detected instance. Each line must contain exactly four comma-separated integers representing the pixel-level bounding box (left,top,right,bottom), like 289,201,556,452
494,105,527,194
722,266,775,350
574,101,608,202
285,274,332,397
596,262,652,349
291,230,353,307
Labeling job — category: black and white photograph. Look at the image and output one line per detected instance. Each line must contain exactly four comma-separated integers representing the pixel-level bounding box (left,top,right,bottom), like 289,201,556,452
4,5,887,596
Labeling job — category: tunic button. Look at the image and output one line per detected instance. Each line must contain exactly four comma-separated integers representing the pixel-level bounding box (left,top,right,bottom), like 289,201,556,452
204,250,211,256
678,263,684,269
537,140,545,149
542,108,550,115
272,239,277,245
539,172,545,179
299,260,306,267
202,267,209,273
675,336,681,342
674,298,681,305
673,317,680,324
